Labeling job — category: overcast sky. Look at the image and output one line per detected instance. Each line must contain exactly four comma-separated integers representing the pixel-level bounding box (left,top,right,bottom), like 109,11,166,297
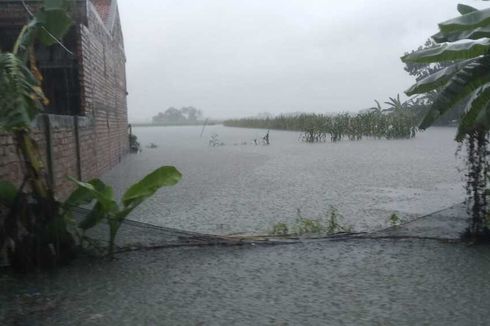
117,0,487,122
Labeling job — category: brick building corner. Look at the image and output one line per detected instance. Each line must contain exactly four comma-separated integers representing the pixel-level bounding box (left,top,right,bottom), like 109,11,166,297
0,0,129,198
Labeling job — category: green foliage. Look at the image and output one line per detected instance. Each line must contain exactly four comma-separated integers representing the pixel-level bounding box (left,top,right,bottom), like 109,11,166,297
0,0,76,271
225,99,419,142
292,218,325,235
36,7,73,46
401,2,490,141
271,223,289,236
0,0,74,132
122,166,181,207
152,106,203,124
389,213,401,227
209,134,224,146
439,7,490,34
402,39,490,63
0,53,46,131
129,134,140,152
65,166,182,257
270,207,352,237
325,207,351,234
457,4,478,15
402,2,490,240
11,0,73,59
0,180,18,207
0,0,181,268
405,59,473,96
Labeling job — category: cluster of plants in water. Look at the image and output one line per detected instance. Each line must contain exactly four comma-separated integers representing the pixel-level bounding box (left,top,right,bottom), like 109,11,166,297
129,133,140,153
0,0,182,271
224,97,420,143
388,213,402,227
271,209,404,237
209,134,225,147
270,207,352,236
208,130,270,147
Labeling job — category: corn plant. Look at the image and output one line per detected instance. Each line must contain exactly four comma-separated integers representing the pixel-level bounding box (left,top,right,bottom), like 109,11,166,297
224,101,418,143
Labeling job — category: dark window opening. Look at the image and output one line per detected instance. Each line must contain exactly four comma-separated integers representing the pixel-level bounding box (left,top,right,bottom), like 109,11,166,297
40,66,81,115
0,26,81,116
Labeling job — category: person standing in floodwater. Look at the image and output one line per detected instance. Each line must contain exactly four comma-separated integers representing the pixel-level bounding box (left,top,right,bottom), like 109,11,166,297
263,130,270,145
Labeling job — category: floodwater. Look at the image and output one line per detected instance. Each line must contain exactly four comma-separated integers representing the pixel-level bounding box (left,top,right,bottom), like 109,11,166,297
2,240,490,325
1,126,487,326
105,126,465,235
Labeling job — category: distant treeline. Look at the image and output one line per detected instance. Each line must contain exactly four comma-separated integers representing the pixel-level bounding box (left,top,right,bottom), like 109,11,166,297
131,121,220,127
224,106,423,142
152,106,204,125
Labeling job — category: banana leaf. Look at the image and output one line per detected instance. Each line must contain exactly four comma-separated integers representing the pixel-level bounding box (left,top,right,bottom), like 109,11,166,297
432,26,490,43
35,9,73,47
457,4,478,15
44,0,73,11
122,166,182,208
405,59,475,96
65,179,109,208
456,85,490,140
68,177,117,213
439,7,490,34
420,57,490,129
0,53,45,131
474,101,490,130
401,38,490,64
78,202,105,230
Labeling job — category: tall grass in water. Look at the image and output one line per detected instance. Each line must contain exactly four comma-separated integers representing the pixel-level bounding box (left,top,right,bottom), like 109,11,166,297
224,110,419,142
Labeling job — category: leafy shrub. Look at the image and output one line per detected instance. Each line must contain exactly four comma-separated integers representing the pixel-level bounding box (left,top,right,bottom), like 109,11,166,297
271,223,289,236
270,207,352,237
389,213,401,227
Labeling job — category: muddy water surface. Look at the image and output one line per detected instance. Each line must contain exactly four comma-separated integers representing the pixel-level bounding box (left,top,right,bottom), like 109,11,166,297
2,240,490,325
104,126,464,234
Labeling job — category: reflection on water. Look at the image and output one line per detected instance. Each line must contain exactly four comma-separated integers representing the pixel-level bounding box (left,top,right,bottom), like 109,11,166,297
104,126,464,234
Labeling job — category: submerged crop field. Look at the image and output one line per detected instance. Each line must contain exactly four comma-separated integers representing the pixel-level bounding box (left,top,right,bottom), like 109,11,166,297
99,125,463,235
224,107,421,143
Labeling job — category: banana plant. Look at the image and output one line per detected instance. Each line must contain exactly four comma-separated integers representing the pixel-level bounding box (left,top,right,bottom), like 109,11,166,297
1,0,73,199
401,2,490,141
0,0,77,270
372,100,383,114
64,166,182,257
402,2,490,239
383,94,404,113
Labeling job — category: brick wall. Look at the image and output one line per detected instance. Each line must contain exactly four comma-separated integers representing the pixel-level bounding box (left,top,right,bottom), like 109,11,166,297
78,1,129,179
0,0,129,199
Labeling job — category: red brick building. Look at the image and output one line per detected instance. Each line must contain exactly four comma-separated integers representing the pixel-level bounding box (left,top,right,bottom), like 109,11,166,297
0,0,129,198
